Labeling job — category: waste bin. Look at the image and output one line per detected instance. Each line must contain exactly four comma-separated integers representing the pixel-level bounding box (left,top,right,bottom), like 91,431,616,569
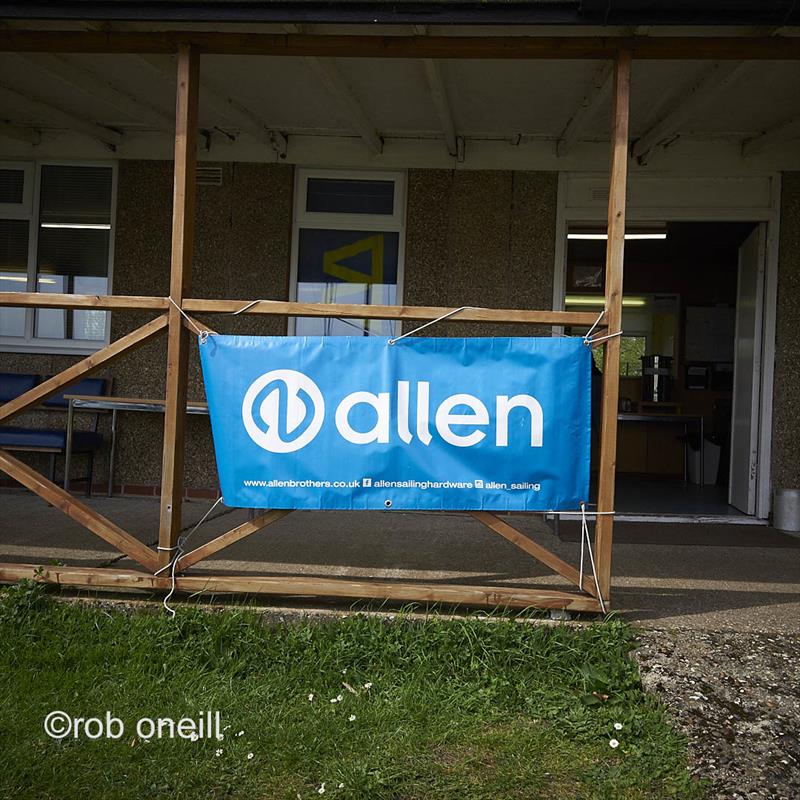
687,436,722,486
774,488,800,533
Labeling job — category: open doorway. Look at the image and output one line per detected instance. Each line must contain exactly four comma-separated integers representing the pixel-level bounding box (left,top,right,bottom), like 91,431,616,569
564,221,765,519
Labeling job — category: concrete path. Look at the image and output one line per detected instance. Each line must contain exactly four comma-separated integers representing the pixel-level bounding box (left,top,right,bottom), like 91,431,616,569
1,491,798,633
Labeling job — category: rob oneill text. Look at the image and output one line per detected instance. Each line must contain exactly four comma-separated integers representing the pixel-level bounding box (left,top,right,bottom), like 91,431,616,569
43,710,224,741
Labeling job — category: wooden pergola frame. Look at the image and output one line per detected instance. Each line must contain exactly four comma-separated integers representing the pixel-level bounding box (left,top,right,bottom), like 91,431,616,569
2,28,772,612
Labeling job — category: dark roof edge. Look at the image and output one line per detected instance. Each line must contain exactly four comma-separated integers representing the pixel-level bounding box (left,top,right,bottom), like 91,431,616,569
1,2,799,27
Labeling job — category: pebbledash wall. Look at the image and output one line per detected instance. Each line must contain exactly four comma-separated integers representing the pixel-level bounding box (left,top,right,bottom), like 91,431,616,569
0,161,558,493
772,172,800,492
3,161,799,499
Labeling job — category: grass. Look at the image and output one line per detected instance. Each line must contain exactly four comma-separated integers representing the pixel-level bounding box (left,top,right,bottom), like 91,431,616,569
0,582,706,800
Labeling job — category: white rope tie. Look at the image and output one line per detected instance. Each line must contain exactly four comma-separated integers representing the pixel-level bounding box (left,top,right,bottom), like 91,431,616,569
580,308,622,347
585,330,624,346
154,496,224,618
584,309,606,342
231,299,274,316
579,502,607,614
388,306,473,345
167,296,209,344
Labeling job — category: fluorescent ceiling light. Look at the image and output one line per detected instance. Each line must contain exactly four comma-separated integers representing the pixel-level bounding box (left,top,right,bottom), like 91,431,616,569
0,275,55,284
41,223,111,230
565,295,648,308
567,232,667,241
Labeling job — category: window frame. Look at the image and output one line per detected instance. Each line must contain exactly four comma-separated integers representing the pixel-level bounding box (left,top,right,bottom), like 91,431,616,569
289,167,407,335
0,159,117,355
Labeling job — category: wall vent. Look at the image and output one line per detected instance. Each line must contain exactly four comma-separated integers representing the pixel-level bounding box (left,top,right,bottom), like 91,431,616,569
197,165,223,186
589,187,609,203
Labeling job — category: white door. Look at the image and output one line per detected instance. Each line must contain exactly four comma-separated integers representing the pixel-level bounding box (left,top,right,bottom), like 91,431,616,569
729,225,766,515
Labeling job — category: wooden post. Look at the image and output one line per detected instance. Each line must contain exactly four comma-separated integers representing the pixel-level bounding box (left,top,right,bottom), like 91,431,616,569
158,44,200,568
593,52,631,604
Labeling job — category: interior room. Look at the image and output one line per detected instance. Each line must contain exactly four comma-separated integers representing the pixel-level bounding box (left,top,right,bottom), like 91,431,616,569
565,221,759,518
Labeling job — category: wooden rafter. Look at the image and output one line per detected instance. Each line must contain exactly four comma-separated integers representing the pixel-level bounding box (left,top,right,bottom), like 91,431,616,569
413,25,460,158
283,23,381,154
304,56,382,154
0,314,168,423
132,53,275,145
557,61,613,158
742,113,800,157
0,121,41,144
632,61,748,163
0,80,122,148
8,52,173,129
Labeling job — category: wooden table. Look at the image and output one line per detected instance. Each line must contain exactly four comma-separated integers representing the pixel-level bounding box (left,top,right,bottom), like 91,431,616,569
64,394,208,496
617,412,705,486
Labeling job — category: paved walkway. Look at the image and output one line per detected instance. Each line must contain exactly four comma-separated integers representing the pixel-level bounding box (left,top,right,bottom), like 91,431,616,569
1,491,799,633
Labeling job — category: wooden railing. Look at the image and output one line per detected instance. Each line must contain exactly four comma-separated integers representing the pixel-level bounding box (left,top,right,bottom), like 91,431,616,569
0,40,634,613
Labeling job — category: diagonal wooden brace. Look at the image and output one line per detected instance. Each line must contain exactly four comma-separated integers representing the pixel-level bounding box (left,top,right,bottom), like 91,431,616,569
176,509,291,571
0,314,168,423
471,511,598,597
0,449,158,572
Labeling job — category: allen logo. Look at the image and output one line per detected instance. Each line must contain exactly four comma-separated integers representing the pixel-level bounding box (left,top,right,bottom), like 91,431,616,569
241,369,325,453
242,371,543,453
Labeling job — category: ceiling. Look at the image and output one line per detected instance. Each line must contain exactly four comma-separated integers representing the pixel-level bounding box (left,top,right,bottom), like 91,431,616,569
0,23,799,170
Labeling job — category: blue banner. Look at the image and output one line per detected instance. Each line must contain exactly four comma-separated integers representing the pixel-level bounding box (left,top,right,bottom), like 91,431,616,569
199,336,591,512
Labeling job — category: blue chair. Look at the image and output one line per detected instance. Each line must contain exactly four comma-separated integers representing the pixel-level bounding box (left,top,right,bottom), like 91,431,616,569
0,373,110,496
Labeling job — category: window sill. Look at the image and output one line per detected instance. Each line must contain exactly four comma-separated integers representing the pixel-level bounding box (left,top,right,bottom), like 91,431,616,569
0,340,106,357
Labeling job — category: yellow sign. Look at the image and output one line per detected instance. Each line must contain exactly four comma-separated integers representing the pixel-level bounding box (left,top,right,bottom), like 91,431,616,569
322,234,384,284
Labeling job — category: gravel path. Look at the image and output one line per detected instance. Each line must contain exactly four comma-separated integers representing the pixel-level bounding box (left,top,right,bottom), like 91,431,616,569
634,629,800,800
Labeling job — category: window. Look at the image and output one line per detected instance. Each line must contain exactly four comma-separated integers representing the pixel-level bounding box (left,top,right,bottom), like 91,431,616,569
0,161,116,353
291,169,405,337
591,336,647,376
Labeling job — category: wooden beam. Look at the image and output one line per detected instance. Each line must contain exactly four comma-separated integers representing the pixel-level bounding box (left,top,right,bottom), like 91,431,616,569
413,24,459,158
421,58,459,158
135,52,285,147
593,53,632,604
0,292,169,310
557,61,613,158
0,453,158,571
182,298,603,326
0,81,122,148
0,293,603,326
305,55,383,154
632,62,748,163
0,31,799,60
9,52,173,129
0,121,41,144
158,43,199,568
742,113,800,157
471,512,597,596
176,509,292,571
0,314,167,422
0,562,602,611
284,22,381,154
